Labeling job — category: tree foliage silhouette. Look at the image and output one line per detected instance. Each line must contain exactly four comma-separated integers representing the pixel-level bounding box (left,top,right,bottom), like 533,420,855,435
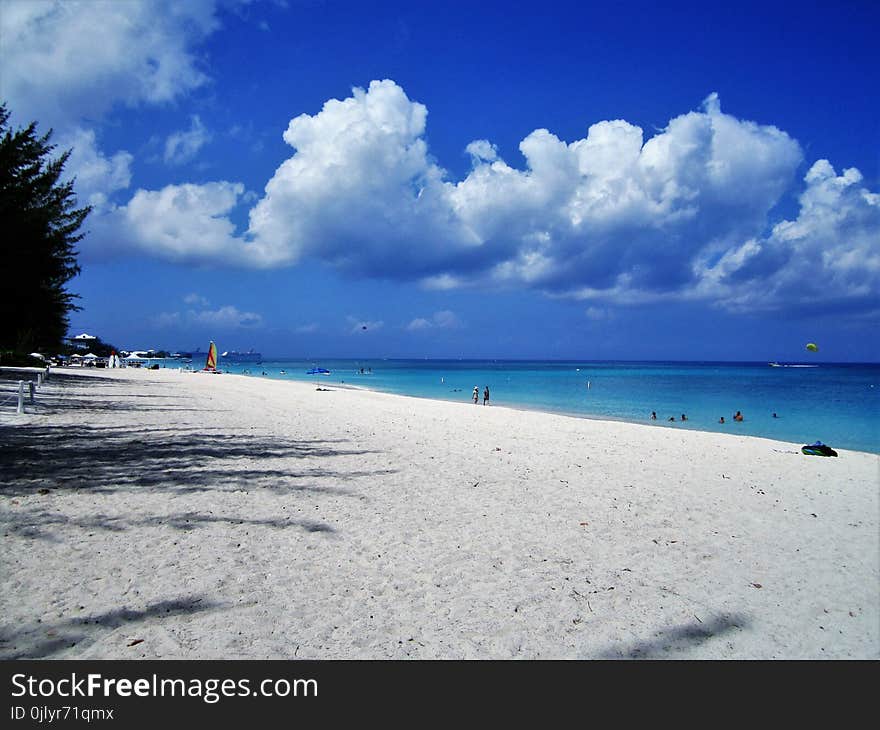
0,103,90,353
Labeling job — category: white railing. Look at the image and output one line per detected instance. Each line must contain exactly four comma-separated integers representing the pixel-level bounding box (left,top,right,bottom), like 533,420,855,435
0,367,49,414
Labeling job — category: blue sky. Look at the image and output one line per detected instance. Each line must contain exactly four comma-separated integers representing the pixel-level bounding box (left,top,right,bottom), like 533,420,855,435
2,0,878,360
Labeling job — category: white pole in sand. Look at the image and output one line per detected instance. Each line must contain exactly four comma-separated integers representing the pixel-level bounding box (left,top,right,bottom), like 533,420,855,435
37,372,43,386
17,380,25,414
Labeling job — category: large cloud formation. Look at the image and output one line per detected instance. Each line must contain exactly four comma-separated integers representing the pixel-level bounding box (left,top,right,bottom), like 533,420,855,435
6,9,876,318
236,80,877,315
1,0,220,125
1,0,233,227
87,181,247,264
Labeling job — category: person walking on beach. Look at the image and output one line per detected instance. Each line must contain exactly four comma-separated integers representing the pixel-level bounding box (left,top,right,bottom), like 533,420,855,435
473,386,479,404
483,386,490,405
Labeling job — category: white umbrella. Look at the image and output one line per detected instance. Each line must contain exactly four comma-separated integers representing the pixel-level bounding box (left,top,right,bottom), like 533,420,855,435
82,352,98,359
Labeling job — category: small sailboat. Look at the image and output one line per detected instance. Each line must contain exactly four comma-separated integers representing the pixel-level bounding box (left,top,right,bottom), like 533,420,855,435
203,341,219,372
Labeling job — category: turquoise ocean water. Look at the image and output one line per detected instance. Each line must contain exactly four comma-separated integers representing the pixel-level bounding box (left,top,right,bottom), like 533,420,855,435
182,358,878,455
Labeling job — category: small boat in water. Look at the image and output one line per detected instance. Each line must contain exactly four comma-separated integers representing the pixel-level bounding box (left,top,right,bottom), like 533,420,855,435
307,367,331,375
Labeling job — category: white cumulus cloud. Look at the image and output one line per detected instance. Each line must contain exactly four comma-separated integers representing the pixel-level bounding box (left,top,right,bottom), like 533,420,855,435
164,116,211,165
240,81,817,311
191,305,262,328
0,0,224,128
57,127,133,210
84,181,248,263
154,303,263,329
245,79,476,271
57,77,878,318
183,293,210,307
694,159,880,315
406,310,460,330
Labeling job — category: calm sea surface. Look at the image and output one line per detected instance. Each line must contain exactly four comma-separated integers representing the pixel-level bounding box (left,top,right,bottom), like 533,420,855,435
183,358,878,454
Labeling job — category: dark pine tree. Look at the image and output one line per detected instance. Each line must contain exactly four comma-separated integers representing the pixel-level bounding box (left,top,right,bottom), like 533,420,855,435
0,103,91,354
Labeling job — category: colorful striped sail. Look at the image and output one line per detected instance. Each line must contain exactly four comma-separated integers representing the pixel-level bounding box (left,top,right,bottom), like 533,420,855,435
203,341,218,371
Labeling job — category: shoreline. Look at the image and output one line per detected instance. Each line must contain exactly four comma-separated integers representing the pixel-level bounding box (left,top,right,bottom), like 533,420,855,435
2,367,877,659
222,368,880,457
49,359,880,455
181,359,880,456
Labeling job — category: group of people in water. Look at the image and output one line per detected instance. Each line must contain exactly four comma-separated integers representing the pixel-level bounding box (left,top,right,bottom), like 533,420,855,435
651,412,688,422
652,409,779,424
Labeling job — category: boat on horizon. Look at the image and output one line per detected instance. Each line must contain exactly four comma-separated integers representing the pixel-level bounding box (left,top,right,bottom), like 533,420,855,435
221,349,262,362
307,367,331,375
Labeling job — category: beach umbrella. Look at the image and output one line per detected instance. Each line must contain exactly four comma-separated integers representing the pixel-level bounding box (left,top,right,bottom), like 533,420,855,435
806,343,818,352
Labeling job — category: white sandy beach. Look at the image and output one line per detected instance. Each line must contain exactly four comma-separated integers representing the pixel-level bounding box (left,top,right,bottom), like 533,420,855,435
1,367,877,659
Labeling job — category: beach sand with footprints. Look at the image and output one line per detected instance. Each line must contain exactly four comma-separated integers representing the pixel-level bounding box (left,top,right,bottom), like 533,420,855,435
1,367,877,659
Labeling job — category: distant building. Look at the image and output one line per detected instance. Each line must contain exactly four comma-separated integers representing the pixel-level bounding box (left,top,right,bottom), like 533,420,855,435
69,333,97,350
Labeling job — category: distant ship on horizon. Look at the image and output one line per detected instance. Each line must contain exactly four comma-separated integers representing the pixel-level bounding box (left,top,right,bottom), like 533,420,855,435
220,349,262,362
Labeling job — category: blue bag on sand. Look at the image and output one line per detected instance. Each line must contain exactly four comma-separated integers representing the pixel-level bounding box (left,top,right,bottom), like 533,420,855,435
802,441,838,457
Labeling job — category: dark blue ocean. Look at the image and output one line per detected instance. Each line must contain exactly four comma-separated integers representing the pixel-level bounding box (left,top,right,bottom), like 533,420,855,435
210,358,879,454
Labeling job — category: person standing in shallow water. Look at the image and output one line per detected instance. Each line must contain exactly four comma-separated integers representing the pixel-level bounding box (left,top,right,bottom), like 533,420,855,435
483,386,490,405
473,386,479,404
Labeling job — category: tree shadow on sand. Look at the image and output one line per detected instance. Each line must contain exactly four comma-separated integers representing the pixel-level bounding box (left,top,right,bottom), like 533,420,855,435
2,370,198,417
0,423,393,498
0,509,338,542
0,372,398,659
1,371,398,536
0,594,219,659
597,613,750,658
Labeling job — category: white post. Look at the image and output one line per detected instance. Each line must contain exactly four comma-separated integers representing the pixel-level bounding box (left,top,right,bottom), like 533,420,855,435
17,380,25,414
29,381,35,403
37,372,43,386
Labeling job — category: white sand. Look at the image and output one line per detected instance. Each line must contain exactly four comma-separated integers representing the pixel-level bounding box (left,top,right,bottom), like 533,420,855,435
1,367,877,659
